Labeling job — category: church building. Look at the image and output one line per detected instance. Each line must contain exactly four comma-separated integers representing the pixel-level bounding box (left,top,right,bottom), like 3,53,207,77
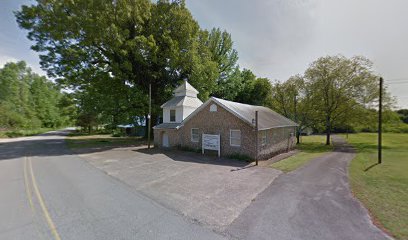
153,80,298,160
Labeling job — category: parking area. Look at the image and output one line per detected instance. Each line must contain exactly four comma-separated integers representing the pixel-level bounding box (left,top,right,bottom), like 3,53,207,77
79,146,281,228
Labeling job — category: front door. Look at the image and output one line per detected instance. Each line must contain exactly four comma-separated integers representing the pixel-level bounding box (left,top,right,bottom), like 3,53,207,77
162,132,169,147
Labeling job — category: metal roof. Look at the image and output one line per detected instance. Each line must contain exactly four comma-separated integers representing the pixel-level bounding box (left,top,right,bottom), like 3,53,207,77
174,80,199,97
154,97,298,130
160,96,203,108
152,122,182,130
212,97,298,129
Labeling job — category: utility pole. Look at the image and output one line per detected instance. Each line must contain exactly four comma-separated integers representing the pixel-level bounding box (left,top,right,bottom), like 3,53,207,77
148,83,152,149
378,77,383,164
255,111,259,166
294,93,299,144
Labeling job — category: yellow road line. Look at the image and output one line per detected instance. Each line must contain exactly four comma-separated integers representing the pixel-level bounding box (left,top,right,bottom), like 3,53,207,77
23,157,35,211
23,157,46,240
28,157,62,240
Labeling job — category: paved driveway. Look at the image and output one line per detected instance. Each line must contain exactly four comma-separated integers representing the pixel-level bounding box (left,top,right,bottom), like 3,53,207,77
0,130,227,240
226,136,392,240
79,147,281,229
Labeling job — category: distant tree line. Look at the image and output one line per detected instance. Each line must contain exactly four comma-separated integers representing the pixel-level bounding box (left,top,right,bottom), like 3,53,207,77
15,0,406,139
269,55,407,144
0,61,75,130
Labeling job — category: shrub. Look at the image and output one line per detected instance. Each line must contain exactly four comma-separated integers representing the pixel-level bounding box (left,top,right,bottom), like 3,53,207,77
177,145,201,153
227,153,252,162
111,129,123,137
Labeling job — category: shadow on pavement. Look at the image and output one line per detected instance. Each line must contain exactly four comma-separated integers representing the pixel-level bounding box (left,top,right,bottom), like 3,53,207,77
0,129,143,161
0,129,251,168
134,147,251,168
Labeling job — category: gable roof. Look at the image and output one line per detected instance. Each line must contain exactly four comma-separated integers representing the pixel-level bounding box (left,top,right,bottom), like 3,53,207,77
160,96,203,108
212,97,298,129
154,97,298,130
181,97,298,130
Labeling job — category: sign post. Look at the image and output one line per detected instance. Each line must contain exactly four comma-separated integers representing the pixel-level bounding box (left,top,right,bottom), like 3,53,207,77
202,134,220,157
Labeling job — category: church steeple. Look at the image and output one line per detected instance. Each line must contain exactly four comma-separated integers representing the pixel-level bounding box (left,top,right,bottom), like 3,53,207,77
160,80,203,123
173,80,199,97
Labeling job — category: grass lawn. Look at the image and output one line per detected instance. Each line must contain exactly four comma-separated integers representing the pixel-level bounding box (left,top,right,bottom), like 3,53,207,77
270,135,333,172
66,133,145,149
346,133,408,239
0,128,55,138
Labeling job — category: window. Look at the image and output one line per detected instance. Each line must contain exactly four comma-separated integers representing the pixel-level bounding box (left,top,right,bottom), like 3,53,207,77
210,104,217,112
261,131,267,146
191,128,199,142
170,109,176,122
230,129,241,147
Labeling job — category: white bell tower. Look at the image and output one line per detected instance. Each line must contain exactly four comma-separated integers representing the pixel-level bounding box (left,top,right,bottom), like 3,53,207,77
161,80,203,123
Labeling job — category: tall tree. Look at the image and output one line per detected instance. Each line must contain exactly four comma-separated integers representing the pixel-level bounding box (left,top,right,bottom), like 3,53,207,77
303,55,382,145
269,76,314,143
234,69,272,106
0,61,73,129
16,0,219,132
0,61,37,128
205,28,238,80
234,69,256,103
203,28,240,99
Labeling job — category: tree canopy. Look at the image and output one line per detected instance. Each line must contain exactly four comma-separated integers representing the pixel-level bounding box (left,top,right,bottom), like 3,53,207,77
15,0,276,131
269,75,315,143
16,0,217,125
270,55,395,145
16,1,400,138
0,61,74,129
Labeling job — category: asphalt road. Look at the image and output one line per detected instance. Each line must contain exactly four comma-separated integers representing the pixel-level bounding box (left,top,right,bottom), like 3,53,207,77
0,131,392,240
226,136,392,240
0,130,227,240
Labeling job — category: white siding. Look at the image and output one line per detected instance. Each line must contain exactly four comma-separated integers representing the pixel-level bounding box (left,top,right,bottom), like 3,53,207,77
182,106,196,120
160,81,202,124
163,107,183,123
176,106,183,123
163,108,171,123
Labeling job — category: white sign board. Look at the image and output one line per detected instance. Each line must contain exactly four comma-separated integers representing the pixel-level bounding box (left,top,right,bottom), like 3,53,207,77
202,134,220,157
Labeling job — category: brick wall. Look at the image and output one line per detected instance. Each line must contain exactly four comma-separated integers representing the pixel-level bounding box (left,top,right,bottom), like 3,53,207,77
153,128,180,148
154,100,297,160
179,101,257,159
257,127,296,159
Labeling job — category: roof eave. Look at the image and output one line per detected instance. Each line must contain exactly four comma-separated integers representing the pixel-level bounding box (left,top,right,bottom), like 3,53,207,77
211,97,255,127
258,124,298,131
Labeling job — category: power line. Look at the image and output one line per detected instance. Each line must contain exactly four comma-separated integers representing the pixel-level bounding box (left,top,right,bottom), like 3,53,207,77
385,81,408,85
386,78,408,82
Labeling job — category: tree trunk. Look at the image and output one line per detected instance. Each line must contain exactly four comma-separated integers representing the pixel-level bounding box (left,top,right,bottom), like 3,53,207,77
296,130,300,144
325,116,331,145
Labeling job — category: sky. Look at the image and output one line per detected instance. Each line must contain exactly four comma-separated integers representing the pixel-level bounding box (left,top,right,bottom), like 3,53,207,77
1,0,407,108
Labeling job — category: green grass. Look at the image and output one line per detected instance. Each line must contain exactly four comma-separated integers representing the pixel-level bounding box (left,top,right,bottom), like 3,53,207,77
346,133,408,239
270,135,333,172
0,128,55,138
66,134,145,149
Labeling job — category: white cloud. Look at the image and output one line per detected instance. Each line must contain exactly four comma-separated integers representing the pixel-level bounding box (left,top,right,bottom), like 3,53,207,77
0,54,46,76
0,55,19,67
187,0,408,108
